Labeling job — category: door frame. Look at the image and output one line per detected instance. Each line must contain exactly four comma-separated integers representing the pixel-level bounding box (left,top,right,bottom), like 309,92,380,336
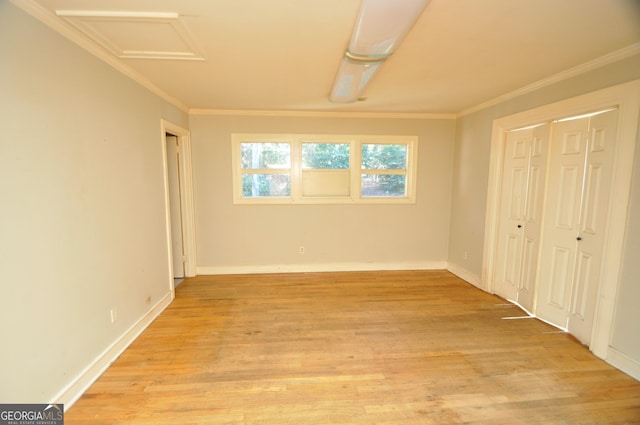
161,120,197,295
482,80,640,358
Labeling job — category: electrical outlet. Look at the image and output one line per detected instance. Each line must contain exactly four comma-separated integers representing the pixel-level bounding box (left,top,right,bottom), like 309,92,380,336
299,246,305,254
464,251,468,260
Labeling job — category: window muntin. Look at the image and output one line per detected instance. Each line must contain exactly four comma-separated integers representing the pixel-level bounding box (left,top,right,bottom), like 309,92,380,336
232,134,417,204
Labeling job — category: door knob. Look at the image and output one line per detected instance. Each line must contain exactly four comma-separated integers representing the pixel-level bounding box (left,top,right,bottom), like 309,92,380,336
577,236,582,241
517,225,522,228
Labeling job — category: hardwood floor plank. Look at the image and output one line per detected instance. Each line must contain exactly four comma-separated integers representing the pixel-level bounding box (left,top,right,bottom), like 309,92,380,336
65,271,640,424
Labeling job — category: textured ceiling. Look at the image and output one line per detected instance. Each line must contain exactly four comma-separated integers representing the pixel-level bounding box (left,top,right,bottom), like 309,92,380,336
19,0,640,113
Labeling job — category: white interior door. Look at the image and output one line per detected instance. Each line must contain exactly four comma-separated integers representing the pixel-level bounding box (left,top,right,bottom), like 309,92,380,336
515,123,549,312
566,109,618,343
535,109,618,343
493,130,530,302
166,135,185,279
536,116,589,328
493,124,549,312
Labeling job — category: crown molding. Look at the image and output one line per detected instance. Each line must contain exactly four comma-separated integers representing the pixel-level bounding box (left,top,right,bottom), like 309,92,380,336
459,42,640,117
11,0,638,120
10,0,190,113
189,108,456,120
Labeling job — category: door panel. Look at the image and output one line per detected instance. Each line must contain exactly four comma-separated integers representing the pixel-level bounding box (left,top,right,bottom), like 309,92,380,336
516,124,549,312
519,237,536,297
503,234,520,286
509,168,526,218
494,124,549,311
548,246,572,309
571,252,593,319
536,117,588,328
525,166,542,221
493,131,530,301
562,131,582,154
567,109,618,343
536,109,618,343
581,163,603,234
555,165,580,229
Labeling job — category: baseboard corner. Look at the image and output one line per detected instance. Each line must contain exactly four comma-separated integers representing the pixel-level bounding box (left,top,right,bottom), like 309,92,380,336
607,346,640,381
446,262,483,289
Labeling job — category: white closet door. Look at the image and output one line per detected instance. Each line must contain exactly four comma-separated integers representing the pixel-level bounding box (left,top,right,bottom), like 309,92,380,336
536,109,618,343
516,123,549,312
493,124,549,310
567,109,618,343
493,130,530,302
536,117,589,328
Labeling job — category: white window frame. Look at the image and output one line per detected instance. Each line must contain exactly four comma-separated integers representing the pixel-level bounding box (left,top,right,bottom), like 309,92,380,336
231,133,418,204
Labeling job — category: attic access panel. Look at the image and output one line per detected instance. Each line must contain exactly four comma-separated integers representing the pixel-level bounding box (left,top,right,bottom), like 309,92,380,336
56,10,205,60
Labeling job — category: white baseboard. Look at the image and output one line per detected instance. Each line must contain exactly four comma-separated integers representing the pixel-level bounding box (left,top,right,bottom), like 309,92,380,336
446,262,483,290
53,291,174,408
197,261,447,275
607,347,640,381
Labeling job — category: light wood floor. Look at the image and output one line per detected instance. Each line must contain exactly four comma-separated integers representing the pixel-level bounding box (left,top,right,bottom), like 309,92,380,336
66,271,640,424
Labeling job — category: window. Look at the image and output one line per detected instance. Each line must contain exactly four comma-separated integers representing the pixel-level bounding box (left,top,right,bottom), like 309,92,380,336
361,143,408,197
240,142,291,197
301,142,351,198
232,134,418,204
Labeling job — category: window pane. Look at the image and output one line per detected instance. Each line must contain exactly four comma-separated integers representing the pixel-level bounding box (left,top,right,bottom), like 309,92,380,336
241,143,290,169
361,144,407,170
361,174,406,197
302,143,350,169
242,174,290,197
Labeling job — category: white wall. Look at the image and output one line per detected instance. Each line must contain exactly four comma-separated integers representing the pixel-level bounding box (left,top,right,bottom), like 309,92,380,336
0,2,187,403
449,55,640,373
611,137,640,362
189,114,455,273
